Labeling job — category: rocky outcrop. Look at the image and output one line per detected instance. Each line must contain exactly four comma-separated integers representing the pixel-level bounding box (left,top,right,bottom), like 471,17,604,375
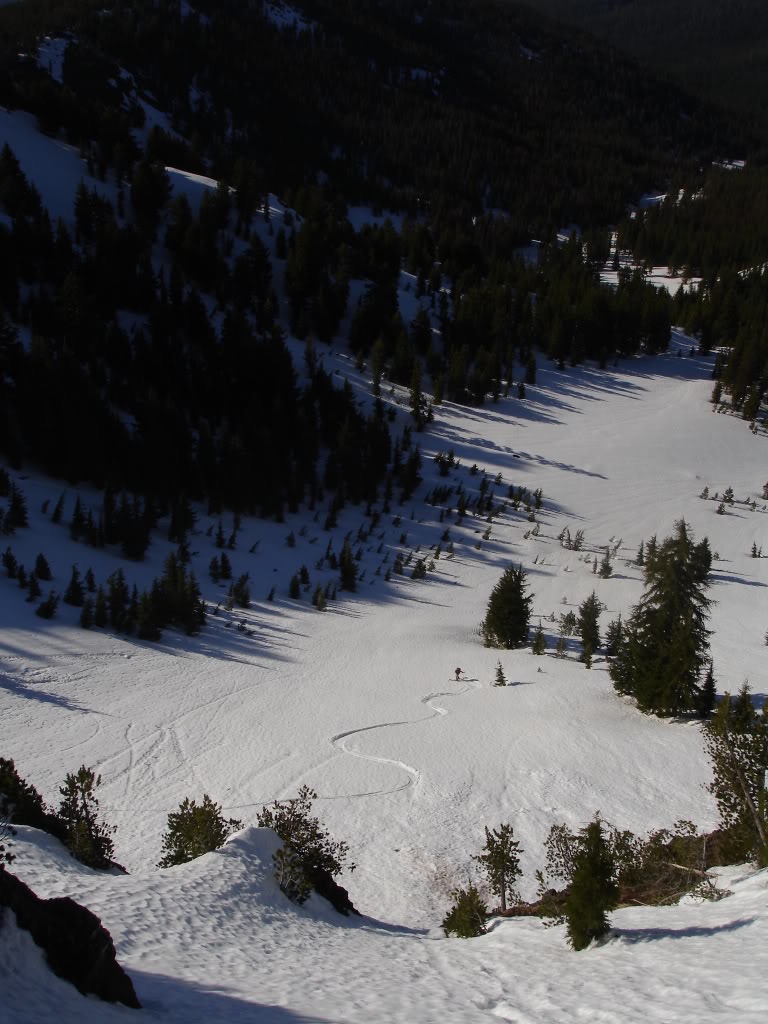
0,869,141,1009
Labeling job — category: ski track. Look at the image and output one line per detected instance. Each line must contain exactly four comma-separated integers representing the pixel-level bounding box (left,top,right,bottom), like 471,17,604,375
327,677,481,798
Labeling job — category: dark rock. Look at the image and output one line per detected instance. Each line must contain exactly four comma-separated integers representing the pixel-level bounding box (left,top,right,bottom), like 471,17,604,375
0,869,141,1009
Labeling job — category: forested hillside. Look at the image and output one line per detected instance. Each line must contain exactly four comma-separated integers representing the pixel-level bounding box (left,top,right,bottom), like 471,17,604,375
524,0,768,141
0,0,766,509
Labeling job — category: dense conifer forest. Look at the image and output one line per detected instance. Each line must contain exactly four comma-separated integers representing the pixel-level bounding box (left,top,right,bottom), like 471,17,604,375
525,0,768,141
0,0,766,509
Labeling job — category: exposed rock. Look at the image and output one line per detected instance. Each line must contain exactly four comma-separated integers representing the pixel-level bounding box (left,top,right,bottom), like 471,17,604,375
0,869,141,1009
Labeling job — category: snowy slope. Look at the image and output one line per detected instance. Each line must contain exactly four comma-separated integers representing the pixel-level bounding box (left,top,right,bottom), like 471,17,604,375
2,346,768,1022
2,84,768,1020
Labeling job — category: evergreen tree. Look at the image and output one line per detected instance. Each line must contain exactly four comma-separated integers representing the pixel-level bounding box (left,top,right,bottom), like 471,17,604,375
531,621,546,655
257,786,353,906
481,564,533,649
442,885,488,938
26,573,41,602
599,547,613,578
51,492,65,524
2,546,17,578
35,592,59,619
472,823,522,913
604,616,623,658
339,538,357,592
80,597,95,629
94,586,108,627
610,521,712,715
0,811,14,873
58,766,115,869
158,794,242,868
231,573,250,608
697,660,717,718
565,817,618,950
34,553,52,580
7,483,28,529
703,685,768,865
578,591,602,662
63,564,85,606
494,660,507,686
70,496,86,541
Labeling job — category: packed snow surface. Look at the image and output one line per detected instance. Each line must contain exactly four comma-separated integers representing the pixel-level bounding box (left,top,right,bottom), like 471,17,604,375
2,343,767,1021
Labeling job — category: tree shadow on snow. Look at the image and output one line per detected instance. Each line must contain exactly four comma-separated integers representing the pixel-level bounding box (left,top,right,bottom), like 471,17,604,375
0,671,90,712
132,968,336,1023
710,572,767,588
614,917,756,944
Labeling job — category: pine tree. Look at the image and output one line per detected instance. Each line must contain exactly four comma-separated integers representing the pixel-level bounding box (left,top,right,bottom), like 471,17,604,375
63,564,85,606
531,621,546,654
80,598,95,629
494,660,507,686
604,616,623,658
94,586,108,627
231,573,250,608
70,496,86,541
219,552,233,579
58,766,115,869
610,521,712,715
697,660,717,718
7,483,28,528
599,547,613,578
442,885,488,937
578,591,601,661
158,794,242,868
481,564,533,649
339,538,357,591
703,685,768,865
565,817,618,950
35,592,59,619
26,573,41,601
257,786,353,905
34,553,52,580
472,823,522,913
2,546,17,578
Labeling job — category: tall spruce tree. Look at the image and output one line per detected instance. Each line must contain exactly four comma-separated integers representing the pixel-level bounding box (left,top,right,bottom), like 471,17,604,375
565,817,618,950
609,521,712,715
481,564,533,649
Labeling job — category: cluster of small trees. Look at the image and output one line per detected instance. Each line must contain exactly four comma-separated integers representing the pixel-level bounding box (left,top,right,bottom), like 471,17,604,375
2,543,206,640
442,804,742,950
443,817,620,950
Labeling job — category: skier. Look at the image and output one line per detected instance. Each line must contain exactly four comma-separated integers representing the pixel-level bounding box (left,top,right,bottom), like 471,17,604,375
455,666,463,682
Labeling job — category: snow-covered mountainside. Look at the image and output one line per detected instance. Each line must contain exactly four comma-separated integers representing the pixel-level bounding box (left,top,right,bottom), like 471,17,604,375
2,343,767,1022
